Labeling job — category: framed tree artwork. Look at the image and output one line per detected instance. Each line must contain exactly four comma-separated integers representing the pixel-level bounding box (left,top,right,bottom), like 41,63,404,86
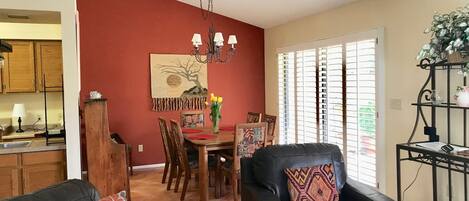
150,54,208,111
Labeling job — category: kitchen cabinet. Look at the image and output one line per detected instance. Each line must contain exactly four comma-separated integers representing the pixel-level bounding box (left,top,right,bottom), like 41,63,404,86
0,154,20,199
0,150,66,200
21,150,66,194
0,64,3,93
35,41,63,92
2,41,36,93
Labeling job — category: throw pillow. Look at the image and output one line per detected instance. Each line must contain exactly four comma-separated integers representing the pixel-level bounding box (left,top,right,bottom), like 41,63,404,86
284,163,339,201
99,190,127,201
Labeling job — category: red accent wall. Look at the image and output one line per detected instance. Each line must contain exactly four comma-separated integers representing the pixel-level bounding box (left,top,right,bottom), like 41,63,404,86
77,0,265,165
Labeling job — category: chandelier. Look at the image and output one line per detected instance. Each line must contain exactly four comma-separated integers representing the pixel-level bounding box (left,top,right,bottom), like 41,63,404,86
191,0,237,64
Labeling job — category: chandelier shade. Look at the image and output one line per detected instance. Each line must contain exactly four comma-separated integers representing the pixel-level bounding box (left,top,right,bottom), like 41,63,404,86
191,0,237,64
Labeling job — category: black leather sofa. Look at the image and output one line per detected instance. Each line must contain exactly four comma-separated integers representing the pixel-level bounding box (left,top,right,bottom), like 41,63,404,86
6,179,100,201
241,143,393,201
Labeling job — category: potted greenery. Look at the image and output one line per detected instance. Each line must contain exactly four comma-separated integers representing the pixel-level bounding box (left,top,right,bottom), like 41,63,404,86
417,4,469,65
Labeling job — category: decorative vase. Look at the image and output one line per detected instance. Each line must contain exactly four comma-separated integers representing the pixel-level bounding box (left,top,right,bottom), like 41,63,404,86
448,51,469,63
455,86,469,107
209,93,223,134
212,117,220,133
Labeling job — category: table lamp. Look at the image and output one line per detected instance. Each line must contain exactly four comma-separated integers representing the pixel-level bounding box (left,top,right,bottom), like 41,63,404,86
12,104,26,133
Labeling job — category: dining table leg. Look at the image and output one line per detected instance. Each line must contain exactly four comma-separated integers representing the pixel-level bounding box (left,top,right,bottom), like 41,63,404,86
198,145,209,201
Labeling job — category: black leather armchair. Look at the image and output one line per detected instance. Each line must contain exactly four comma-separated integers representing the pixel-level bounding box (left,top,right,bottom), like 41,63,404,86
6,179,100,201
241,143,393,201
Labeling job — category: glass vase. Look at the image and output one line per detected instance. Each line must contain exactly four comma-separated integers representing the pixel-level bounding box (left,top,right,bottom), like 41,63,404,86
212,117,220,134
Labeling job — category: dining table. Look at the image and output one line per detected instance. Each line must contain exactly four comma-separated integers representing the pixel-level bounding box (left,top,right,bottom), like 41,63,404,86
182,127,235,201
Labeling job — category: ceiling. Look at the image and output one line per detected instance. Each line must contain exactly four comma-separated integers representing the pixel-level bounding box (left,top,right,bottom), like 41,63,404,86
0,9,60,24
178,0,358,28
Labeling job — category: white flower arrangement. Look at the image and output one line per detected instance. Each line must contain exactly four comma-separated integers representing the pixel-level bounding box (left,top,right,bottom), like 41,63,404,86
417,4,469,65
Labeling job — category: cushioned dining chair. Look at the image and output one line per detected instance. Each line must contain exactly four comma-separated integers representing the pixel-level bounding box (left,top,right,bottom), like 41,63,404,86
180,110,205,128
169,120,217,201
217,122,268,201
246,112,262,123
158,117,175,186
261,114,277,146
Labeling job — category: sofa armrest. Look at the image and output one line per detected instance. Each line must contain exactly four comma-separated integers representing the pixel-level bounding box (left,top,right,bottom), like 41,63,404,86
7,179,100,201
241,157,280,201
242,183,281,201
340,179,393,201
241,157,256,184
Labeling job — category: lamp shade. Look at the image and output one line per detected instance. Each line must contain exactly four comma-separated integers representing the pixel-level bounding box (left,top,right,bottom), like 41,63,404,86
228,35,237,45
213,32,224,46
192,33,202,46
12,104,26,118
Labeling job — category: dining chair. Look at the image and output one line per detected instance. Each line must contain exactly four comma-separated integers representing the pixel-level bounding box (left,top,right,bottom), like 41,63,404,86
169,120,217,201
261,114,277,146
180,110,205,128
158,118,180,191
217,122,268,201
246,112,262,123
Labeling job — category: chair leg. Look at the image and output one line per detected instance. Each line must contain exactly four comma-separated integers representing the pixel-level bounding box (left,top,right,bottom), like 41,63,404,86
162,161,169,183
167,164,177,191
232,174,238,201
174,167,183,192
180,172,191,201
209,169,214,187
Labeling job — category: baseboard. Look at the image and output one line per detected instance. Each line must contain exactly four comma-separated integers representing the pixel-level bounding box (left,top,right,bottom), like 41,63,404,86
132,163,165,170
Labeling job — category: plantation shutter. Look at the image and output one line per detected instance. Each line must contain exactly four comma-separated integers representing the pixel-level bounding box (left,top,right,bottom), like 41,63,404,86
345,39,377,187
277,36,378,187
296,49,318,143
278,52,296,144
318,45,344,151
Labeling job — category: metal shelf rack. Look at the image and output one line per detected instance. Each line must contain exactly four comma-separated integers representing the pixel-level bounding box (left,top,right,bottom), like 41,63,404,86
396,58,468,201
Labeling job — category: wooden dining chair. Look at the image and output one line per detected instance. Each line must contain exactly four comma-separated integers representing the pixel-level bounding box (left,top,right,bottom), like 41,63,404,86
217,122,268,201
181,110,205,128
169,120,217,201
246,112,262,123
261,114,277,146
158,118,175,186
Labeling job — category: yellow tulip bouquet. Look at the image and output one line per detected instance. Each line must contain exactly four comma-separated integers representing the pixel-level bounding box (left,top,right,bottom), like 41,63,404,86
207,93,223,133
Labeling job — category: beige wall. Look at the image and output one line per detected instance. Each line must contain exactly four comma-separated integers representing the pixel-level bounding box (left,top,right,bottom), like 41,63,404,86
0,22,61,40
265,0,467,200
0,93,64,127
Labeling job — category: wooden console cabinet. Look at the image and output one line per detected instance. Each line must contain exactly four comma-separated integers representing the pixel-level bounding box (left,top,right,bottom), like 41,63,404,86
0,150,66,199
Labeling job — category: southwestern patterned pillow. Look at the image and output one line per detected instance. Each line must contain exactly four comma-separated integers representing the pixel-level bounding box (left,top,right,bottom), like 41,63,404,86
99,190,127,201
284,163,339,201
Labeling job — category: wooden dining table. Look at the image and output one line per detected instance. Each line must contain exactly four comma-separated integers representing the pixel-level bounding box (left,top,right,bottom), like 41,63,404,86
183,127,235,201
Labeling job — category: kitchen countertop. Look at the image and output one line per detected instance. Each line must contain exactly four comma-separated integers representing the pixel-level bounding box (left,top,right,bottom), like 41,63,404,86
0,138,65,155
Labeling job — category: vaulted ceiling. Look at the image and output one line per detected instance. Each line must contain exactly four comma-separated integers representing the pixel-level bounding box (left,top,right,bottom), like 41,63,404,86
178,0,358,28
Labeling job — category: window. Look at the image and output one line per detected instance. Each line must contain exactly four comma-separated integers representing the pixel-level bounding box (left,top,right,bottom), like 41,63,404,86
278,36,379,187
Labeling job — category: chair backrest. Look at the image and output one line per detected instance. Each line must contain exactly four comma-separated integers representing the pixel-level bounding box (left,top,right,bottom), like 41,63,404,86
233,122,268,173
181,110,205,128
169,120,191,173
158,118,175,165
246,112,262,123
261,114,277,145
84,99,130,199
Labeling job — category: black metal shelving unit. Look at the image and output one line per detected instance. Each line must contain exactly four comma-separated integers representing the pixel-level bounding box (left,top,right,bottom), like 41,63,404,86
42,74,66,145
396,59,469,201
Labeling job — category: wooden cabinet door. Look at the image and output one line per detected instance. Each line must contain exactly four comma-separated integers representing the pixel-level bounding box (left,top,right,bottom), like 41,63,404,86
21,150,66,194
3,41,35,92
0,154,21,199
35,41,63,92
0,168,20,199
22,163,65,194
0,61,3,93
